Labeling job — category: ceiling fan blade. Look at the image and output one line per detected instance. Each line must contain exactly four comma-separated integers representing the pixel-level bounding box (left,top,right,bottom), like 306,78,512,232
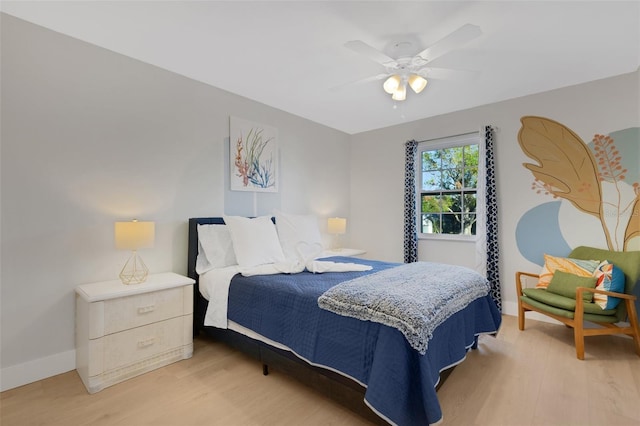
354,73,389,83
344,40,398,67
329,73,389,91
420,67,480,81
415,24,482,64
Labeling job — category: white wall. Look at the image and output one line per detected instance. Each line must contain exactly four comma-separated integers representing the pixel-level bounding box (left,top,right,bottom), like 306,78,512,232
0,14,351,390
350,69,640,318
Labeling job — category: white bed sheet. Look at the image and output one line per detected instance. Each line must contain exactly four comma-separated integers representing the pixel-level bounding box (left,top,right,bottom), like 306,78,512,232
199,259,372,328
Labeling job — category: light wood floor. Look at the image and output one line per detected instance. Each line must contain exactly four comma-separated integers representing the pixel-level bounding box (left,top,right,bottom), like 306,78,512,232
2,315,639,426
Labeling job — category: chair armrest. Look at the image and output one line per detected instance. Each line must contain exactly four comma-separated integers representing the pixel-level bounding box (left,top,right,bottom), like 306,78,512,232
576,287,637,301
575,287,637,323
516,271,540,296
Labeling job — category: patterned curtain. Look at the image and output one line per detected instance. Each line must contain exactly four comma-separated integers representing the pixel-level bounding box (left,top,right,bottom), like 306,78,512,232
478,126,501,311
404,140,418,263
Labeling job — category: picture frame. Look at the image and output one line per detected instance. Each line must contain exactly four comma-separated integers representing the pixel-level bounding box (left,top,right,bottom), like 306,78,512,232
229,116,278,192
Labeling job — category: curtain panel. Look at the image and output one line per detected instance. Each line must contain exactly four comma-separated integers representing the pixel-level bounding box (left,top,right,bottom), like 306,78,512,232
479,126,501,311
403,140,418,263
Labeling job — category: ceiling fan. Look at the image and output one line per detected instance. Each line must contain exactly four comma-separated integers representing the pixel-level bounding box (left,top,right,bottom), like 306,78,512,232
344,24,482,101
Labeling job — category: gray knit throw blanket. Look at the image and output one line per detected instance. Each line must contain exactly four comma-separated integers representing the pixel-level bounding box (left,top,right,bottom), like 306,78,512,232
317,262,490,354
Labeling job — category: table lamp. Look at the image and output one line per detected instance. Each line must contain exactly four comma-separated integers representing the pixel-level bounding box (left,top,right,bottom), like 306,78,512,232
327,217,347,250
115,219,155,284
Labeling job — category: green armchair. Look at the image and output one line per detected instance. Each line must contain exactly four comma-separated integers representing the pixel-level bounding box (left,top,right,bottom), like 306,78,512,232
516,246,640,360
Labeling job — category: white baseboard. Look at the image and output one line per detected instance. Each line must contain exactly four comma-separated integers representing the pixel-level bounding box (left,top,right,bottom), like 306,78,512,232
502,301,519,317
1,349,76,392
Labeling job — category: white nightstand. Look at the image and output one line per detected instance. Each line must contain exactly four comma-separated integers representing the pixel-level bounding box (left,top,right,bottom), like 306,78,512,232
75,272,195,394
320,248,366,258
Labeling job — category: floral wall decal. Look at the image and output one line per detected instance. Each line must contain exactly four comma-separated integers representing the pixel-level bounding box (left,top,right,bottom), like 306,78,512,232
230,116,278,192
518,116,639,252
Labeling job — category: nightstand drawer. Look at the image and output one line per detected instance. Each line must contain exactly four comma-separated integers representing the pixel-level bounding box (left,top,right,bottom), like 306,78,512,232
103,287,184,335
102,316,185,372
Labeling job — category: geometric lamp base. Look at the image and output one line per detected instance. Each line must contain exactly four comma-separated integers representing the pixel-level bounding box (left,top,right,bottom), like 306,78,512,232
331,234,343,251
119,251,149,285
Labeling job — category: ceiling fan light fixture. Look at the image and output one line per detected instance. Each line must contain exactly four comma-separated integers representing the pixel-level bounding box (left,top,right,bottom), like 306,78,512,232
391,83,407,101
383,75,401,94
408,74,428,94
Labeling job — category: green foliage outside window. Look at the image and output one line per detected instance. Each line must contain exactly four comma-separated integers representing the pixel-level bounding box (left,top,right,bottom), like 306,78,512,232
420,144,478,235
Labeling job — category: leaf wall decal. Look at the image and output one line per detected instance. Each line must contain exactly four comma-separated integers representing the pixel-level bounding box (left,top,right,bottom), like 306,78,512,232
624,197,640,250
517,116,602,218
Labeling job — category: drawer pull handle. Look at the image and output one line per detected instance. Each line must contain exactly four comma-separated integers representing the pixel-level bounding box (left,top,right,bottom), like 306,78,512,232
137,304,156,314
137,338,155,348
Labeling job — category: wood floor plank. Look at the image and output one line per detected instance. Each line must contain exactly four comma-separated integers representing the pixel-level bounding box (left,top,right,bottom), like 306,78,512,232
2,315,639,426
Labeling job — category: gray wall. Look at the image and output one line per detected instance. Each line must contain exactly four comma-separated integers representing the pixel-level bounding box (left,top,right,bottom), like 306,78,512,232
0,14,351,389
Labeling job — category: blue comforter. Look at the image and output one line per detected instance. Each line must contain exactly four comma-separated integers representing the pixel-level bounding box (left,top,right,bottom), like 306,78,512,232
226,257,502,425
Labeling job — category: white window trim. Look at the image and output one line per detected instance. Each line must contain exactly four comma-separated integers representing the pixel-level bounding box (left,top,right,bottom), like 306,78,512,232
416,131,484,242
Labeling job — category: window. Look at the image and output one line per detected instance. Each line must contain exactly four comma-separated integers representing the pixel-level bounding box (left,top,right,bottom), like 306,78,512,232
417,133,482,239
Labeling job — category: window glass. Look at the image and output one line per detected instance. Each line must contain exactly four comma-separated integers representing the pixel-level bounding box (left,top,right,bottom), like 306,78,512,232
417,134,481,238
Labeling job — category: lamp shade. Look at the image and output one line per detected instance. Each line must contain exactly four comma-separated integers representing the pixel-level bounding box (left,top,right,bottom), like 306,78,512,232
328,217,347,235
408,74,428,94
115,220,155,250
391,83,407,101
383,75,401,94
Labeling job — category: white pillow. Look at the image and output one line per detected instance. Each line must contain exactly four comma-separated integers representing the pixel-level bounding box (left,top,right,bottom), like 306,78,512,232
195,224,237,274
223,216,285,267
274,210,323,260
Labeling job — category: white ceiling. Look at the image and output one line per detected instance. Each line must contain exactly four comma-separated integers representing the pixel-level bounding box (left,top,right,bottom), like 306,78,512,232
2,1,639,134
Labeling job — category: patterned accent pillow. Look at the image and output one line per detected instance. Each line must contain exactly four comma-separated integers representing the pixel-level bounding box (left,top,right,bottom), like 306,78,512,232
536,254,601,289
592,260,625,310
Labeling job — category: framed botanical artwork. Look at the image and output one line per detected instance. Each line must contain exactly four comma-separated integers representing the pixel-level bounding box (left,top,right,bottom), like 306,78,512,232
229,116,278,192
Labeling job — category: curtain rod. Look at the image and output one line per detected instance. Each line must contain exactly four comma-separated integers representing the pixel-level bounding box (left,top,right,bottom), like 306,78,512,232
414,126,499,144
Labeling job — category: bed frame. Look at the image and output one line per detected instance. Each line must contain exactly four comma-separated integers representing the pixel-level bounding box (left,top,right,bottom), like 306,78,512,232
187,217,452,424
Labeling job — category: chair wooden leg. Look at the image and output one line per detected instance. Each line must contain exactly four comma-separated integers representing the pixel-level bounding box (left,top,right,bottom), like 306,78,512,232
625,299,640,357
517,299,525,331
574,299,585,360
574,327,585,360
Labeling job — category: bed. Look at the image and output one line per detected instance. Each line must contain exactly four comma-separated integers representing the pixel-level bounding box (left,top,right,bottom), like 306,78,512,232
187,216,501,425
